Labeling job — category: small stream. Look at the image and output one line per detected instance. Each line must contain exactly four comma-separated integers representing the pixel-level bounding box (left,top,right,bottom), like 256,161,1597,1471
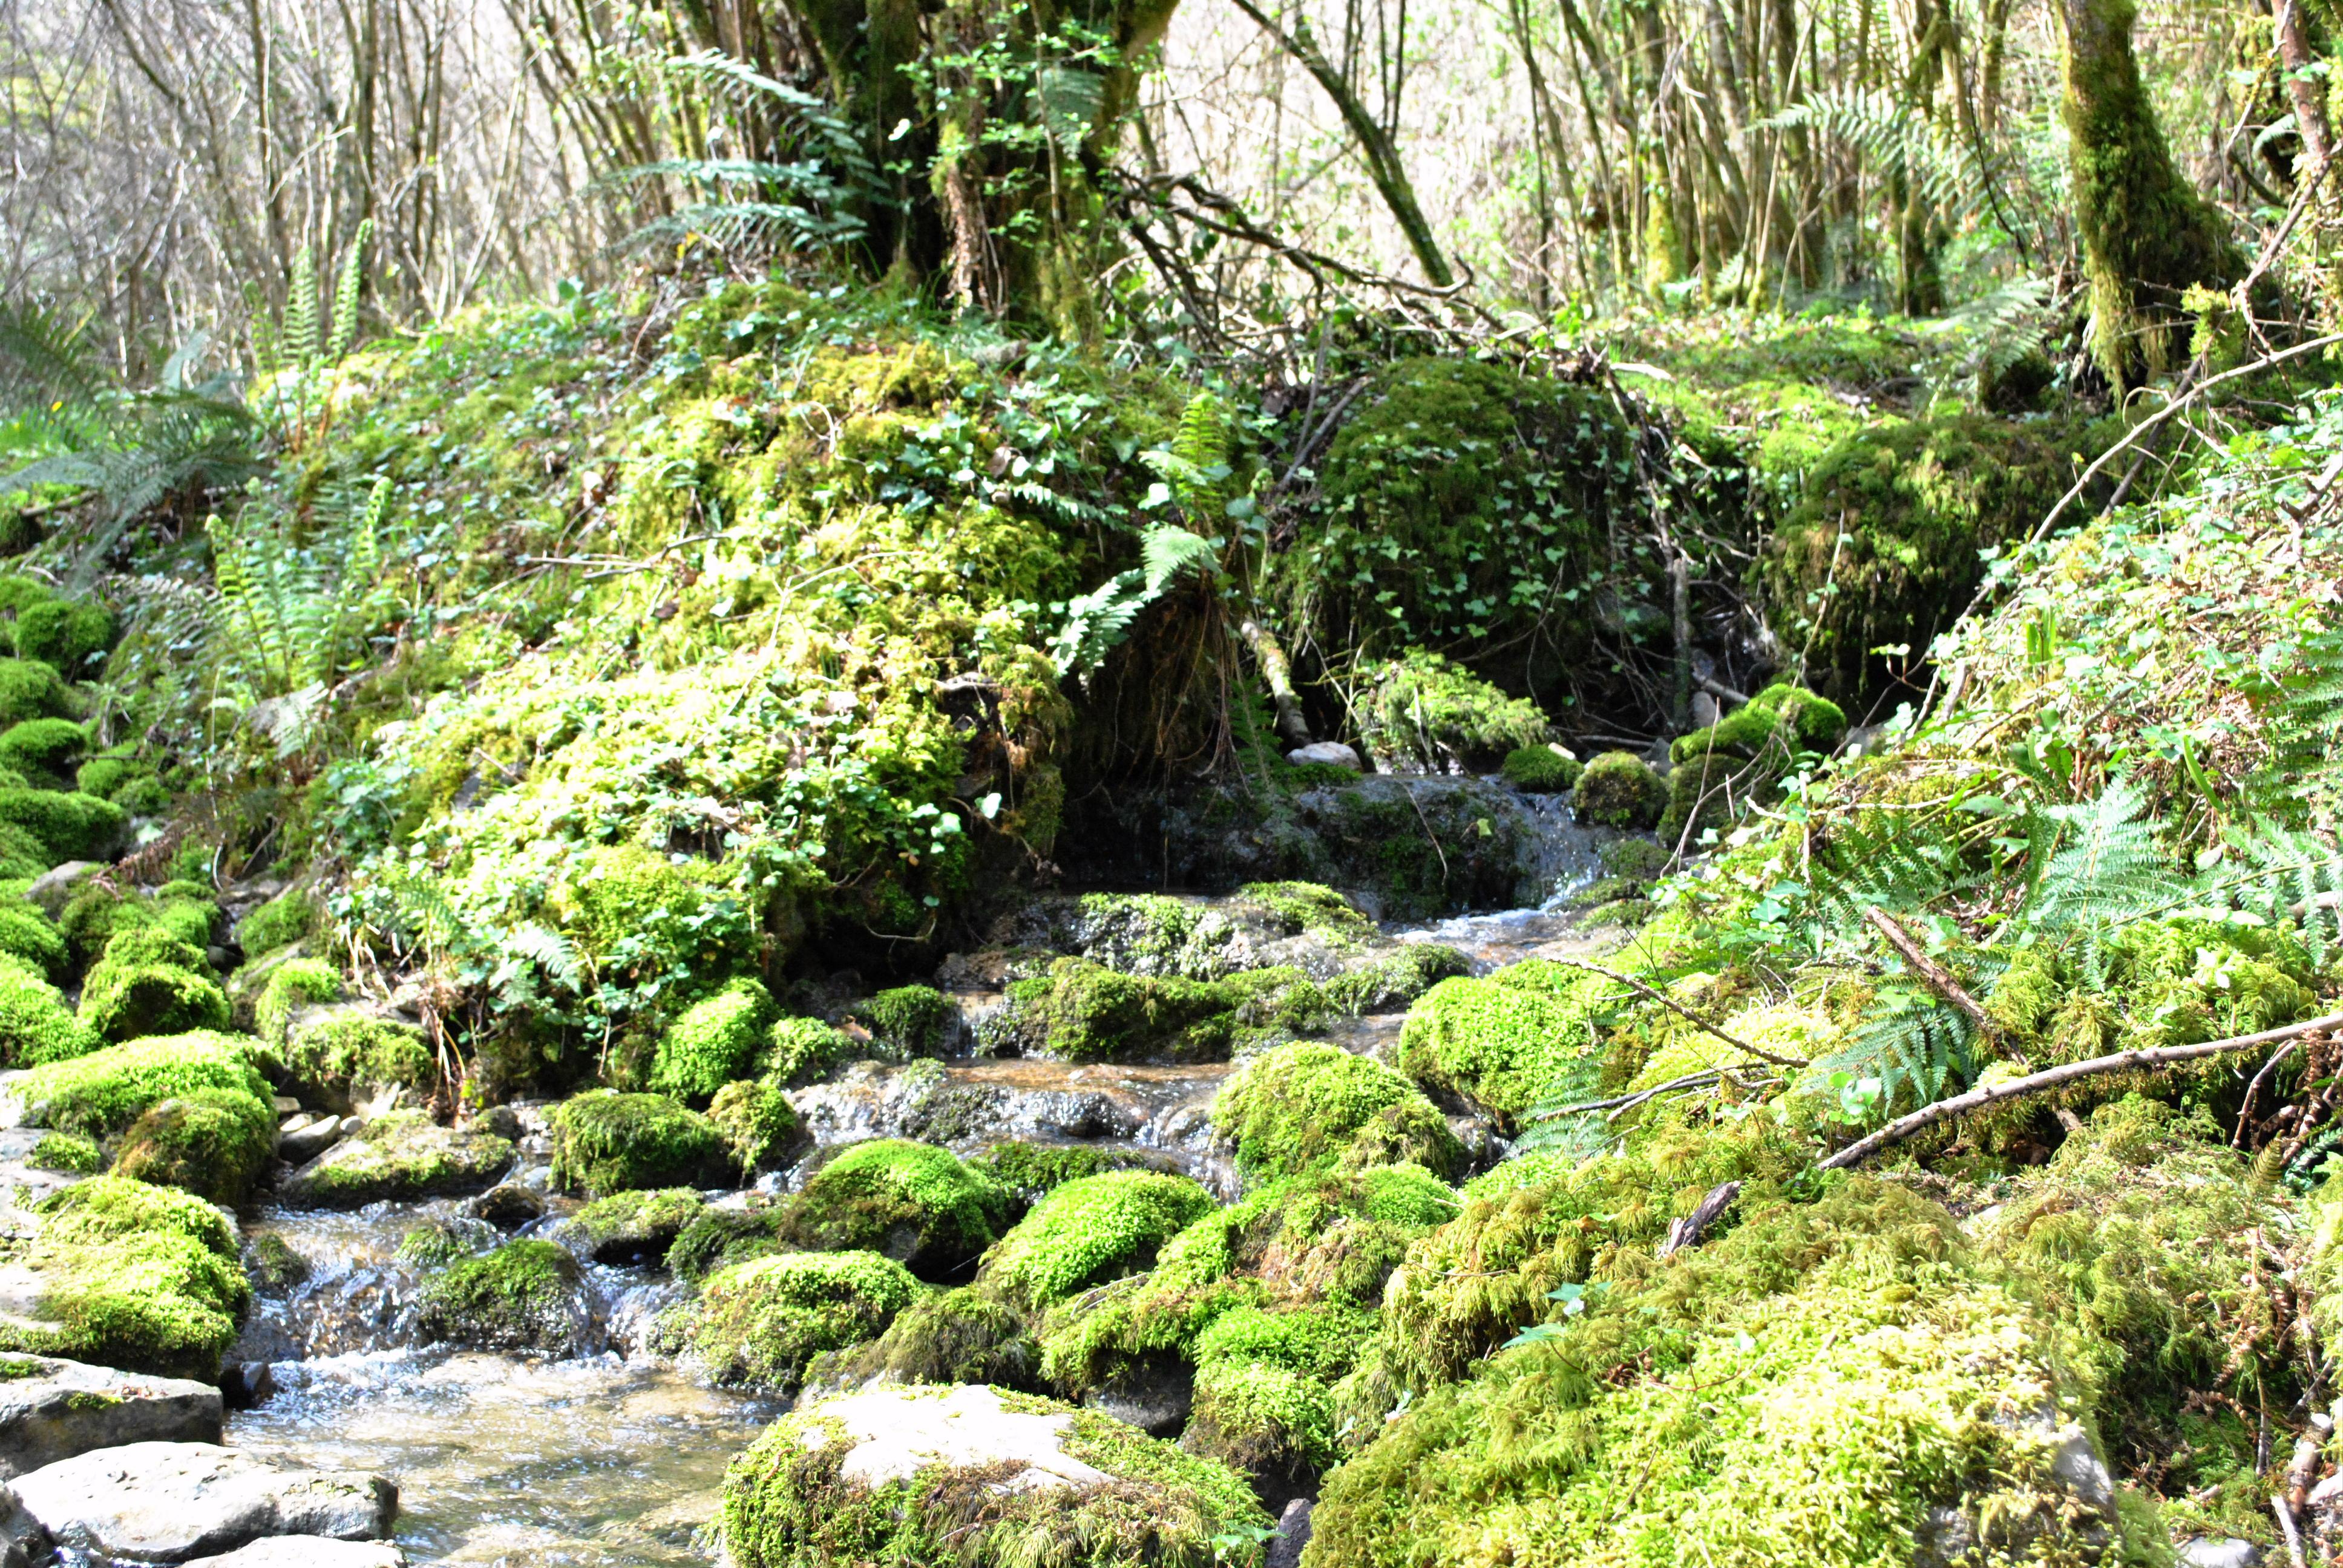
217,799,1619,1563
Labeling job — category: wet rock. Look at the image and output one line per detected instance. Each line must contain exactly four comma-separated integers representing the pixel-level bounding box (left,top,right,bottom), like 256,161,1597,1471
790,1058,1225,1161
1081,1359,1193,1438
277,1114,344,1164
416,1239,600,1357
1285,742,1360,770
279,1111,513,1209
2175,1541,2263,1568
1267,1498,1313,1568
569,1187,704,1266
24,863,100,920
12,1440,396,1563
186,1540,407,1567
465,1183,546,1230
217,1362,274,1411
0,1356,221,1477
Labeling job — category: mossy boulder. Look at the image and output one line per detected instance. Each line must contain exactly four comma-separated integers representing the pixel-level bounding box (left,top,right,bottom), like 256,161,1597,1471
1319,944,1473,1016
0,789,123,864
417,1238,597,1355
78,926,231,1042
0,961,96,1067
0,1175,250,1380
970,1142,1164,1215
279,1109,515,1209
1181,1357,1338,1508
805,1284,1041,1394
236,887,318,956
1660,684,1848,843
1213,1040,1461,1180
1572,750,1666,830
1306,1180,2155,1568
0,658,73,728
761,1015,857,1086
111,1086,277,1206
718,1383,1271,1568
254,957,341,1046
11,1030,267,1138
1397,959,1622,1128
548,1090,728,1196
845,984,952,1056
1499,744,1581,793
11,596,116,676
708,1077,804,1175
782,1138,1008,1281
0,718,85,790
573,1186,707,1265
1352,649,1553,773
660,1249,924,1393
0,903,65,982
980,1170,1217,1310
652,976,778,1102
986,958,1326,1063
280,1007,435,1114
670,1203,793,1283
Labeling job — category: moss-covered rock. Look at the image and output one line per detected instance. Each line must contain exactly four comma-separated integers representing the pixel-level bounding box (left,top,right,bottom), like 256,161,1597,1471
12,596,116,676
1351,649,1553,773
1213,1040,1460,1180
111,1086,277,1206
11,1030,267,1138
661,1249,924,1393
1319,944,1472,1016
970,1142,1161,1215
1306,1180,2158,1568
573,1186,707,1265
0,789,123,864
417,1238,596,1355
0,718,84,790
1397,959,1624,1128
1499,744,1581,793
718,1382,1271,1567
0,1175,250,1380
236,887,318,956
1573,750,1666,830
1660,683,1849,843
652,976,778,1102
806,1284,1041,1393
761,1015,857,1086
280,1007,435,1114
0,658,73,728
670,1202,792,1284
26,1130,99,1173
1181,1357,1337,1506
708,1077,803,1175
279,1109,515,1209
254,957,342,1045
0,903,65,981
981,1170,1217,1310
77,926,231,1042
985,958,1326,1063
846,984,952,1057
548,1089,727,1196
783,1138,1007,1280
0,962,96,1067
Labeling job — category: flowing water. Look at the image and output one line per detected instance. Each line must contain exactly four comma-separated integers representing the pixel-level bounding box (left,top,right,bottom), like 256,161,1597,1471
218,796,1616,1563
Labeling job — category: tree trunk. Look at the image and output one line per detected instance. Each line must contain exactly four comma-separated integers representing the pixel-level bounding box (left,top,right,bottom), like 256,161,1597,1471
2056,0,2243,385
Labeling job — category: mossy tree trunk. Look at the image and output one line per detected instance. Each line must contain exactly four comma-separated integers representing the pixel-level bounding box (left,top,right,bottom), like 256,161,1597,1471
2056,0,2243,385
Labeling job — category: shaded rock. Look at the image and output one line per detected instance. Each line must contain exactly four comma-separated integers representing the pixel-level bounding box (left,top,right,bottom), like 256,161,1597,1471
1081,1358,1193,1439
0,1356,221,1478
1284,743,1360,769
279,1112,512,1209
464,1184,545,1230
186,1540,407,1568
217,1362,274,1411
1267,1498,1313,1568
24,864,99,920
277,1115,344,1164
13,1440,395,1563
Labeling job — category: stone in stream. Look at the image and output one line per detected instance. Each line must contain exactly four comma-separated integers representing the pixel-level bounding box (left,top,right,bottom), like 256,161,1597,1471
465,1182,546,1230
0,1355,221,1478
11,1440,396,1563
185,1540,407,1567
276,1113,344,1163
278,1110,513,1209
1284,741,1360,769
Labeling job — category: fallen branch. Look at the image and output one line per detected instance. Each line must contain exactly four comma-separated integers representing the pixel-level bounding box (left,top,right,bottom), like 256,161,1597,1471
1547,957,1806,1068
1817,1011,2343,1171
1657,1180,1740,1258
1861,907,2028,1070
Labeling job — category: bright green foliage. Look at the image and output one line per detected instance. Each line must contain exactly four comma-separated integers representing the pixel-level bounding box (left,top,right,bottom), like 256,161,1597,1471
848,984,952,1056
417,1239,589,1353
1213,1040,1460,1180
76,760,165,814
762,1016,856,1085
574,1187,707,1263
662,1249,924,1393
398,1217,490,1269
670,1204,791,1284
1193,1302,1377,1383
981,1170,1216,1309
548,1090,727,1195
0,659,72,727
810,1284,1041,1391
111,1086,277,1205
78,925,231,1041
237,888,318,955
0,903,65,980
1182,1359,1339,1492
709,1077,802,1174
0,790,122,863
1351,650,1553,772
989,958,1327,1062
255,957,342,1044
1308,1181,2156,1568
0,1175,250,1380
783,1138,1008,1279
0,719,84,789
1319,944,1473,1016
278,1109,516,1207
969,1142,1144,1212
27,1131,100,1172
652,977,778,1102
1572,751,1665,829
1398,960,1622,1126
13,599,116,677
13,1030,267,1137
1500,745,1581,792
719,1387,1270,1568
282,1011,435,1106
1238,881,1378,945
0,823,47,878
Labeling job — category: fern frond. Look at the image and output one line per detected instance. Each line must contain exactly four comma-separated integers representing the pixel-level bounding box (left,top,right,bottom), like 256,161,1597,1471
329,219,374,365
1141,524,1216,595
284,247,321,370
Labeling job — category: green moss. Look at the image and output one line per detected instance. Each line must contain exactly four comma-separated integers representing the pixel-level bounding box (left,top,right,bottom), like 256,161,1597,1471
1191,1302,1376,1383
243,1231,310,1292
0,903,65,982
78,933,232,1042
670,1203,791,1283
548,1089,728,1195
1573,751,1666,830
1352,649,1552,772
283,1010,435,1106
14,1030,266,1137
652,976,779,1102
848,984,952,1056
12,599,116,676
417,1239,589,1353
969,1141,1147,1212
1181,1358,1338,1494
709,1077,802,1174
1500,745,1582,792
982,1170,1216,1310
0,790,122,863
279,1109,517,1208
1213,1040,1460,1180
718,1385,1271,1567
0,1175,249,1380
1319,944,1472,1016
0,659,72,728
1397,961,1622,1127
0,719,84,790
661,1249,925,1393
1236,881,1377,944
1599,838,1672,884
762,1015,857,1086
988,958,1322,1063
26,1131,99,1172
255,957,342,1044
397,1217,490,1269
810,1284,1041,1391
784,1138,1006,1279
237,888,318,956
574,1187,707,1264
111,1086,277,1205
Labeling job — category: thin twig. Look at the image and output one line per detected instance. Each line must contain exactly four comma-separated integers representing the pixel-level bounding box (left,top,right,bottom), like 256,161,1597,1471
1545,956,1806,1068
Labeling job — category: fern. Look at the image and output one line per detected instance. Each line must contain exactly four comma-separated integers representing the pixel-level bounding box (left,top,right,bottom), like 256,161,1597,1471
329,220,373,364
2019,779,2185,984
208,479,399,707
1051,521,1221,678
1805,984,1976,1126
